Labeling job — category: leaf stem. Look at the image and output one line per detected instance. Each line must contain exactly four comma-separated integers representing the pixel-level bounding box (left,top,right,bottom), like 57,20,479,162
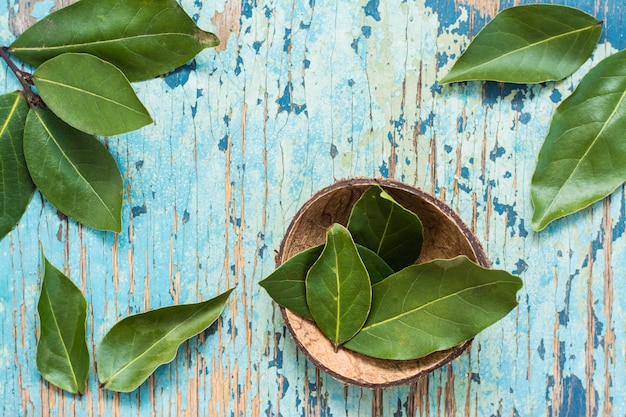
0,46,43,108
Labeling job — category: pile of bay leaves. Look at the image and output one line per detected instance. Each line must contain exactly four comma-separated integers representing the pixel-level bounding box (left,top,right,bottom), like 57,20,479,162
260,186,523,360
0,0,233,395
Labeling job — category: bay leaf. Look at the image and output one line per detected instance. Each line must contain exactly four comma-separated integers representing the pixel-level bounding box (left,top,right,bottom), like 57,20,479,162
0,92,33,240
23,108,123,232
37,252,89,394
347,185,423,271
440,5,602,84
33,53,152,136
306,224,371,349
97,289,233,392
343,256,522,360
9,0,219,82
259,245,322,320
531,49,626,231
259,243,392,320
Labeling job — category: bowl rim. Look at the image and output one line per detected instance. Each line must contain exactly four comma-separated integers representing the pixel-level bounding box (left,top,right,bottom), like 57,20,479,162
277,177,489,388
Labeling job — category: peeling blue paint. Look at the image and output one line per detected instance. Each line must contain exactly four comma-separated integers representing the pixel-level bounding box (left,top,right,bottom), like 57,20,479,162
489,144,506,161
131,204,147,218
519,113,532,125
283,28,292,52
218,135,229,151
492,197,518,230
164,60,196,89
538,339,545,360
253,40,264,54
361,25,372,38
437,52,448,68
363,0,381,21
419,111,435,134
379,160,389,177
330,144,338,158
559,375,587,417
276,81,307,115
550,89,563,104
460,166,469,179
513,258,528,275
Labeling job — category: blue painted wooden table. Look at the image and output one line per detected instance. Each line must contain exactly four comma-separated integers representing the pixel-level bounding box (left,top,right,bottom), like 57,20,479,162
1,0,625,415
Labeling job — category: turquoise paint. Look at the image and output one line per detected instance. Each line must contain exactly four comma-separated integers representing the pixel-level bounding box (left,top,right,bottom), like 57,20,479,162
1,0,625,415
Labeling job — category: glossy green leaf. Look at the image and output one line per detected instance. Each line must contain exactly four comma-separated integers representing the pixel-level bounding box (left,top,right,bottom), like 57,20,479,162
344,256,522,360
306,224,371,349
33,53,152,136
0,92,33,240
356,244,395,285
23,108,123,232
348,185,423,271
531,50,626,231
440,5,602,84
259,243,392,320
97,289,233,392
259,245,322,320
9,0,219,82
37,252,89,394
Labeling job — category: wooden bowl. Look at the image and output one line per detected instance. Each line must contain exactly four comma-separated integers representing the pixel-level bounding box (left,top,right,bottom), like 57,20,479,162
277,178,489,388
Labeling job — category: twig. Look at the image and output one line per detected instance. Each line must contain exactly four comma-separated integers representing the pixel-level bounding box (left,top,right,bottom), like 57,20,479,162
0,46,43,108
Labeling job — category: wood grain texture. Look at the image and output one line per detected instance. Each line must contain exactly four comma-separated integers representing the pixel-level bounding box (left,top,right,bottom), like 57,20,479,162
1,0,625,416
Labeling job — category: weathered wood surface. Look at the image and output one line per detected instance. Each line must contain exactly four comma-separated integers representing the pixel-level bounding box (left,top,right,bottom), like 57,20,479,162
1,0,624,416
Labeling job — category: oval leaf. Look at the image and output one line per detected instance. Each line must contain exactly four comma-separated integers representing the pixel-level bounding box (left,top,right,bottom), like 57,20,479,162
306,224,371,349
97,289,233,392
259,243,392,320
440,5,602,84
343,256,522,360
0,92,33,240
37,252,89,394
531,50,626,231
259,245,323,320
347,185,423,271
10,0,219,82
23,108,123,232
33,53,152,136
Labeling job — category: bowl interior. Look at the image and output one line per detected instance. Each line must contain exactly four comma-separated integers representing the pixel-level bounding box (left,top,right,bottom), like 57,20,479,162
278,178,487,388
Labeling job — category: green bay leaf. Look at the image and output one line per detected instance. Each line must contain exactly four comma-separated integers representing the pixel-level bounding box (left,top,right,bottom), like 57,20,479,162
259,245,323,320
97,289,233,392
348,185,423,271
440,5,602,84
37,252,89,394
0,92,33,240
343,256,522,360
10,0,219,82
259,243,392,320
23,108,123,232
531,49,626,231
306,224,371,349
33,53,152,136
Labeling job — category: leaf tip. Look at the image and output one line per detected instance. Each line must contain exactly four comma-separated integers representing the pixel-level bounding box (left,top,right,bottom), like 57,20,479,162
196,29,220,49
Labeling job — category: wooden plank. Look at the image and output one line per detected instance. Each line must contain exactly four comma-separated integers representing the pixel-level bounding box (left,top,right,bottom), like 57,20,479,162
0,0,624,416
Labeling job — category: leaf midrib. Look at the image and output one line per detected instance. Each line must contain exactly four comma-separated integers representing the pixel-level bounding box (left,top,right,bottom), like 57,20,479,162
33,110,116,222
42,281,80,392
35,78,147,116
361,280,516,332
103,303,211,386
539,88,626,222
0,94,23,211
11,32,195,53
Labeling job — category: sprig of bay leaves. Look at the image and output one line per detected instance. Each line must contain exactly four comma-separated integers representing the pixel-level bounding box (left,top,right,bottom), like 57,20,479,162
0,0,219,239
37,252,233,394
260,185,522,360
441,4,625,231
